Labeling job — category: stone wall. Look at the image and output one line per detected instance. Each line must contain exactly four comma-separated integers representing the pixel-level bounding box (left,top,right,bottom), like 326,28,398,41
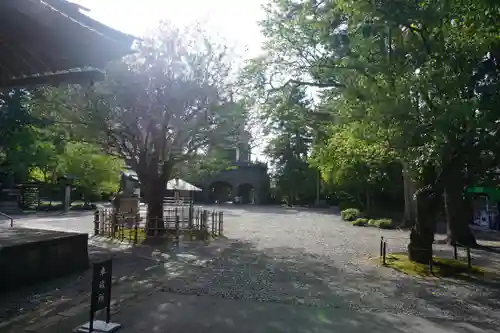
201,162,270,204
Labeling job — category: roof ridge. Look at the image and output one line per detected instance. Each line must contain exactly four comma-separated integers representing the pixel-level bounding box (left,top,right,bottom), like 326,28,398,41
38,0,136,45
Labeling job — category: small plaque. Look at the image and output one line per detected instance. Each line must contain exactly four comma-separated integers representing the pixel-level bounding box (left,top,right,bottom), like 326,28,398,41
91,260,112,313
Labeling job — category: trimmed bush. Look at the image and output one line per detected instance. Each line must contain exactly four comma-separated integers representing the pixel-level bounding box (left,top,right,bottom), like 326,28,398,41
341,208,362,221
367,218,394,229
37,203,64,211
352,218,368,226
375,219,394,229
70,203,97,211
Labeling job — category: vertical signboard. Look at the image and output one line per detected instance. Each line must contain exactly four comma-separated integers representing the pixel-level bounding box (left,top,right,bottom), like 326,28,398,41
77,259,121,333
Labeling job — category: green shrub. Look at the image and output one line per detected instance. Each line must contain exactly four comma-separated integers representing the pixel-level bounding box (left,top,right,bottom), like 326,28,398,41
352,218,368,226
341,208,362,221
70,203,97,211
37,203,64,211
376,219,394,229
367,218,394,229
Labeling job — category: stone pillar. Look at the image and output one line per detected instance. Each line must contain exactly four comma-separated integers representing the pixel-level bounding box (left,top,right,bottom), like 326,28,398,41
116,196,139,215
64,185,71,212
115,196,140,229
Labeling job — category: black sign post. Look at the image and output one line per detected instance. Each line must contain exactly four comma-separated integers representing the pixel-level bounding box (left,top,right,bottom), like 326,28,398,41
76,259,121,333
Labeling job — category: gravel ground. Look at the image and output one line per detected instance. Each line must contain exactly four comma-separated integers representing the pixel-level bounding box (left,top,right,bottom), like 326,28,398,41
2,205,500,332
0,236,229,325
155,205,500,332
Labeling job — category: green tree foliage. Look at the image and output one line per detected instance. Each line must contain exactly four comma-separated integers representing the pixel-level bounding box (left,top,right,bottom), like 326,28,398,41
311,123,401,210
59,22,241,226
0,90,42,183
0,89,122,203
176,149,235,184
259,86,319,205
241,0,500,261
59,142,123,202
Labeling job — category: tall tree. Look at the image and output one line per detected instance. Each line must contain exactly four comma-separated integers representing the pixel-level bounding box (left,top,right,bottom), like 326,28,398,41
262,87,318,205
65,23,237,229
241,0,500,262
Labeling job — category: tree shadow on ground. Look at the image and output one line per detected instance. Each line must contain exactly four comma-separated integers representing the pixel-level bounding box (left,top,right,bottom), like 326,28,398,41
0,236,182,323
3,234,500,333
109,238,500,333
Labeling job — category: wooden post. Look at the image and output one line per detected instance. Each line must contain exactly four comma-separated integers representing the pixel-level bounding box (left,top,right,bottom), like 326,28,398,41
382,241,387,265
118,218,126,242
100,210,105,235
175,215,180,247
188,206,194,231
211,211,216,236
467,247,472,270
94,210,100,236
453,243,458,260
134,213,140,244
112,213,117,239
202,210,209,240
200,210,204,232
218,211,223,235
380,236,384,259
127,216,136,242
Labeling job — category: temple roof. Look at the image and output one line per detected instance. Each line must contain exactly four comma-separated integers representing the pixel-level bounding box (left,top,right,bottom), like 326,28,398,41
0,0,136,88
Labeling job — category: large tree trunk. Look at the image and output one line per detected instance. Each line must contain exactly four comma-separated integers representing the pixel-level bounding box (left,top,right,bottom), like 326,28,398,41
408,165,440,264
143,161,172,236
402,161,417,227
444,166,477,247
145,178,166,236
408,186,438,263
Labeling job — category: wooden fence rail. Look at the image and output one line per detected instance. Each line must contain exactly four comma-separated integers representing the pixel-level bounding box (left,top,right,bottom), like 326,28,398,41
94,206,224,244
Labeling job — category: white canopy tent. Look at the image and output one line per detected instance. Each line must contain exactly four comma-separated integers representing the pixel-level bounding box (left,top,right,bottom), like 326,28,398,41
165,178,202,207
166,179,202,192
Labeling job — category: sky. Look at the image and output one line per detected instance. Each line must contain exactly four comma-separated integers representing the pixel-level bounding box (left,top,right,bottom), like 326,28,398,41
74,0,269,160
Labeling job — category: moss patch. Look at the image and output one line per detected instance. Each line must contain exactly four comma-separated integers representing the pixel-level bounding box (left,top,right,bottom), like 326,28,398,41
384,253,485,278
113,228,148,244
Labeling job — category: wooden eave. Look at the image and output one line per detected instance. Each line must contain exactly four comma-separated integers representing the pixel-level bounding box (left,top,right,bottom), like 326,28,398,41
0,0,136,88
